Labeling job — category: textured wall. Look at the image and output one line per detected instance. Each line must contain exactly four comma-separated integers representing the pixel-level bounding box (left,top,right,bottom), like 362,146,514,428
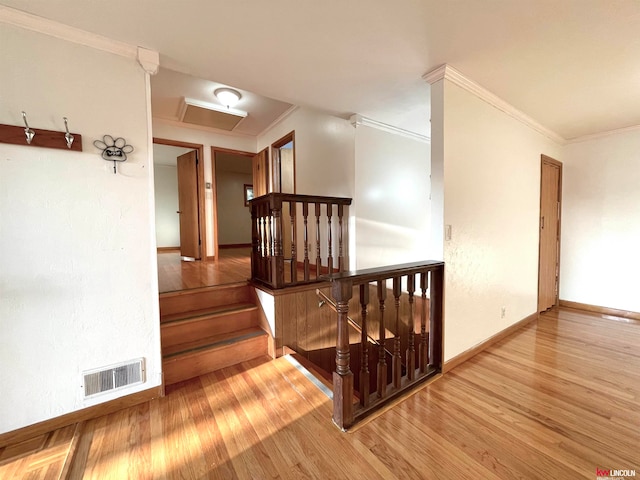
433,79,562,361
561,129,640,312
354,124,430,269
0,24,160,433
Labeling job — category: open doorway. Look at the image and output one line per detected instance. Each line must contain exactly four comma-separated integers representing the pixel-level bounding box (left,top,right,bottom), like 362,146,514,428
212,147,255,259
153,138,205,261
270,131,296,193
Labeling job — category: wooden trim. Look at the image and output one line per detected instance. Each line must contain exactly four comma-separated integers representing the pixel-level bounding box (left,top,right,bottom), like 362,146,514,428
157,246,180,252
211,146,254,157
271,131,296,194
212,153,219,260
206,255,215,261
559,300,640,321
271,131,294,149
0,385,162,448
197,147,206,260
0,123,83,151
219,243,251,249
549,155,563,310
152,137,202,150
153,138,207,260
443,312,538,373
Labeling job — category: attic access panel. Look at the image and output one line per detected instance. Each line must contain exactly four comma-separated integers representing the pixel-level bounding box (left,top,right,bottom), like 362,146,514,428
179,97,247,131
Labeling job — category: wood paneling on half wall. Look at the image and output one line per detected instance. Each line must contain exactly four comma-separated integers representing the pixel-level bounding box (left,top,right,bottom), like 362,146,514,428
274,284,429,370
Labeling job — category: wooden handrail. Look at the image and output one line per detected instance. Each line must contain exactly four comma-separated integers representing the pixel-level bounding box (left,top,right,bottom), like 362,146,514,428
325,260,444,430
250,193,352,289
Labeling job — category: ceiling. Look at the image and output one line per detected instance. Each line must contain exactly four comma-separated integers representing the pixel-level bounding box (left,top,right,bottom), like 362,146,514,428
3,0,639,140
151,69,293,136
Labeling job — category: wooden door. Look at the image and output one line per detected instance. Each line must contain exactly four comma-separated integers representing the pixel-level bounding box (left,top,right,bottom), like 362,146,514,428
177,150,200,260
538,155,562,312
252,148,269,197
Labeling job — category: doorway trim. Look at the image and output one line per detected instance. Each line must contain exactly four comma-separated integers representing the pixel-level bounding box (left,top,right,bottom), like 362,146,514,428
211,146,255,260
153,137,207,260
271,131,296,193
537,154,563,312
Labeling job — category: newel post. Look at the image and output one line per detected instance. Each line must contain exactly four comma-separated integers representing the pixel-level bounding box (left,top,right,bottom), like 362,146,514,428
332,279,354,430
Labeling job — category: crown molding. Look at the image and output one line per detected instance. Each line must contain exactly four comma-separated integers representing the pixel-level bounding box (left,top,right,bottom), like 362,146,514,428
256,105,300,138
565,124,640,144
152,117,256,139
423,64,564,144
0,5,138,59
137,47,159,75
349,114,431,143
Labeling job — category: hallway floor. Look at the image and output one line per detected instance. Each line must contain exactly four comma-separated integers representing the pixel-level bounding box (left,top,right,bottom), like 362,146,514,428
157,248,251,293
2,307,638,478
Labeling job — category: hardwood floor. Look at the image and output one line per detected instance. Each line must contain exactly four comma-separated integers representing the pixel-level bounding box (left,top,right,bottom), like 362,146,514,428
2,307,638,479
157,248,251,293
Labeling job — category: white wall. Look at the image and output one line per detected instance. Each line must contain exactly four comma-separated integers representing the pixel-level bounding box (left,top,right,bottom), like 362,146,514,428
152,120,256,257
561,129,640,312
216,170,253,245
257,107,355,197
432,79,562,361
153,165,180,247
354,125,430,269
0,25,160,433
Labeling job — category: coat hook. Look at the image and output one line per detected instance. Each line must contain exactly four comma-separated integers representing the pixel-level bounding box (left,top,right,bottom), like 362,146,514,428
63,117,74,149
22,111,35,144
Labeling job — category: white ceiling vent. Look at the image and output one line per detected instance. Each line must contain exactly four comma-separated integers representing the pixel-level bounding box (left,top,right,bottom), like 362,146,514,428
82,358,145,398
178,97,247,131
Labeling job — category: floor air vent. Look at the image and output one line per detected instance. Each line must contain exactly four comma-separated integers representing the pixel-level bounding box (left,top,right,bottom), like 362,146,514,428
82,358,145,398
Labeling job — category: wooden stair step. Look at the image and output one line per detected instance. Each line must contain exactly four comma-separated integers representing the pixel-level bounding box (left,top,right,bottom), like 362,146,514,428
161,303,259,349
161,302,257,324
159,283,252,318
163,327,264,358
162,327,268,385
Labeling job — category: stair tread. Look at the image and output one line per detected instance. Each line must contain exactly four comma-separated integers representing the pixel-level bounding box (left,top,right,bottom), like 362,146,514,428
161,302,257,324
163,327,266,358
159,282,249,299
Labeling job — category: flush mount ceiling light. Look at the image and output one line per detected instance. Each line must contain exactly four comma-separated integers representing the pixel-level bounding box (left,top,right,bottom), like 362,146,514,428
214,88,242,108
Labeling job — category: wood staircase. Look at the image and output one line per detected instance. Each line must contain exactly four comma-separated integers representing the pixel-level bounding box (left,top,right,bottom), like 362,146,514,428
159,283,269,385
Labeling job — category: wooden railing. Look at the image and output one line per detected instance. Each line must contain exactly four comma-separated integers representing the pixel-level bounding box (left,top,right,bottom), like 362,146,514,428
250,193,352,289
326,261,444,430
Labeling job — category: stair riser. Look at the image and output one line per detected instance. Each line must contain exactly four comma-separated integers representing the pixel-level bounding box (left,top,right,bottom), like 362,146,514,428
161,309,258,349
160,286,252,317
163,335,268,385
